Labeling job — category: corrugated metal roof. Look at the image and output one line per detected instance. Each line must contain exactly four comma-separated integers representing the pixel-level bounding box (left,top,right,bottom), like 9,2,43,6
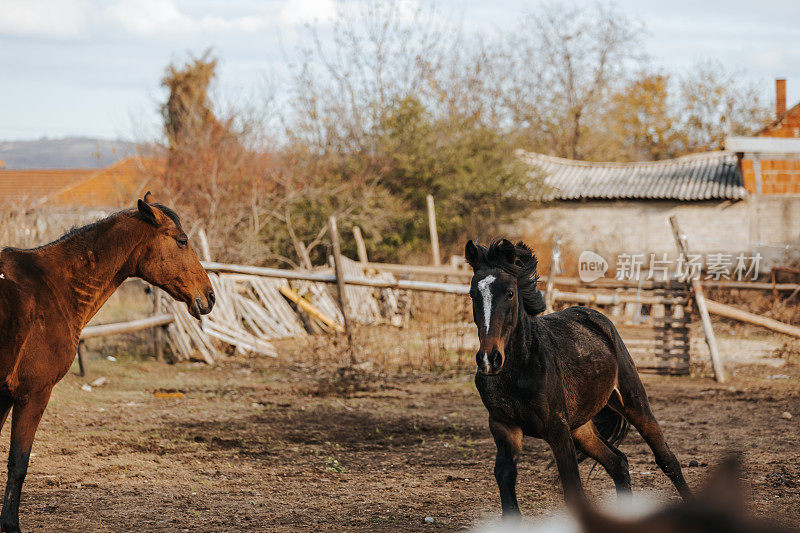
522,151,747,201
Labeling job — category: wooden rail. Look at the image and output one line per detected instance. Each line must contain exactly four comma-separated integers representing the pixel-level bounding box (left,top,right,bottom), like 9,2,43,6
80,313,174,339
202,261,470,295
77,312,174,376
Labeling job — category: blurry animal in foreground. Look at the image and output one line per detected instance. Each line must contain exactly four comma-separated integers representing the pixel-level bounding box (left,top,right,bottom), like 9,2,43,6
478,455,797,533
465,239,690,520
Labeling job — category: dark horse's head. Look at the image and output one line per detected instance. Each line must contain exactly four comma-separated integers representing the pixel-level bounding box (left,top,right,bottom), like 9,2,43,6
133,193,215,319
465,239,545,375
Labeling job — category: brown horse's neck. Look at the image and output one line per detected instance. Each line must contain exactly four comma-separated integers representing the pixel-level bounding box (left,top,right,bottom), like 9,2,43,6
24,212,145,334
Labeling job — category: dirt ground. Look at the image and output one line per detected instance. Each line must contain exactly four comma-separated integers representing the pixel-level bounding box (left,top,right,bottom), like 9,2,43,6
9,347,800,532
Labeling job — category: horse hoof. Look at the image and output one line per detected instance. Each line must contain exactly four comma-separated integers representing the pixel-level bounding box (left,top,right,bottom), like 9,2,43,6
501,510,522,523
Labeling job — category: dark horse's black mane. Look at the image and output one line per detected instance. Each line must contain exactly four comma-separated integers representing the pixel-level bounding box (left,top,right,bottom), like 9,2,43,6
479,240,546,317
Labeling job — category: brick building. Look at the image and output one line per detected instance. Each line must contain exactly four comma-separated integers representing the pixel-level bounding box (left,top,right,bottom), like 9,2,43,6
729,79,800,195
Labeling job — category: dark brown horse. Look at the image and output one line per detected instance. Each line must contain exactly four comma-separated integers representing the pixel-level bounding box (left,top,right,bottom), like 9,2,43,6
465,239,691,521
0,194,214,532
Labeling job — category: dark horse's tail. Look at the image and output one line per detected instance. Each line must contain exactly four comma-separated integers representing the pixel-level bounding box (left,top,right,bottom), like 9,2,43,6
577,406,630,463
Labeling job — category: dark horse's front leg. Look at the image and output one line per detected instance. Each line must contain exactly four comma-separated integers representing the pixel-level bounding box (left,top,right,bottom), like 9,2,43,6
489,418,523,521
1,392,49,533
544,419,585,508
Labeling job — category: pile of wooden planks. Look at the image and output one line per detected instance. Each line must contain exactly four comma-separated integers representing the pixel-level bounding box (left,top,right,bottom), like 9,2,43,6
162,266,403,364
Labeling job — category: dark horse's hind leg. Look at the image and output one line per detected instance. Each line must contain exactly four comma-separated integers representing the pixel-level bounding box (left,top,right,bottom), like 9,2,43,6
616,369,691,500
1,391,49,533
571,421,631,496
489,419,523,522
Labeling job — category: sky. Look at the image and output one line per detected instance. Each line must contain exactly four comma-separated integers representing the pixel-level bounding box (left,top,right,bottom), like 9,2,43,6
1,0,799,141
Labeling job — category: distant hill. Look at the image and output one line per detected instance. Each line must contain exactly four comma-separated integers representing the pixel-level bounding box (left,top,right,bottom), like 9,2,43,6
0,137,141,169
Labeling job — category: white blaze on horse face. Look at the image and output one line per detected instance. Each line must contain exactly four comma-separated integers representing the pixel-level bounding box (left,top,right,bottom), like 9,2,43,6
477,275,496,334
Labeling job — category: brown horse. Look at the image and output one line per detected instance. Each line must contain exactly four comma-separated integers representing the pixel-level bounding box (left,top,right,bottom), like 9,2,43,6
465,239,691,520
0,194,214,532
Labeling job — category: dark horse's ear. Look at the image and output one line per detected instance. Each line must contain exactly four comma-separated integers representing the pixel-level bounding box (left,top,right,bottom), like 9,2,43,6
465,240,484,269
496,239,516,265
138,199,159,226
143,191,154,204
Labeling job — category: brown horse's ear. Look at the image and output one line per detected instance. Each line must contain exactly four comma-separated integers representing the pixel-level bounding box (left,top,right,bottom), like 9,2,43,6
138,199,160,226
465,240,484,269
143,191,155,204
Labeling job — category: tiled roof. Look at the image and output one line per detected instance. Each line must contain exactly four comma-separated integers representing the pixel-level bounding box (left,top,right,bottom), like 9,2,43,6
0,168,95,206
0,157,157,208
522,151,747,201
47,157,156,207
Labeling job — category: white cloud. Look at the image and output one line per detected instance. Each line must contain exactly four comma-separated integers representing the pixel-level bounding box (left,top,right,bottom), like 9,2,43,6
279,0,337,26
0,0,91,39
105,0,274,35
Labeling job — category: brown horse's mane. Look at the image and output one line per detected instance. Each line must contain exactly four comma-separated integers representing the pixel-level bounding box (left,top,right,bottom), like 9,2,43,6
2,204,183,253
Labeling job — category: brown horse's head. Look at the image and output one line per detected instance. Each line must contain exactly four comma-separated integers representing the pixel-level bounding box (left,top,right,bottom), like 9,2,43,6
465,239,545,375
132,194,215,319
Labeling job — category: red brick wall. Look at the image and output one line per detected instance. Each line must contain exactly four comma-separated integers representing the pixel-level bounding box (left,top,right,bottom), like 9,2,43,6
761,105,800,138
741,158,800,194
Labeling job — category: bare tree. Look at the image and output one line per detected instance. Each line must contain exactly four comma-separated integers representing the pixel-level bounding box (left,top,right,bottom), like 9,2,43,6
678,60,771,152
497,2,644,159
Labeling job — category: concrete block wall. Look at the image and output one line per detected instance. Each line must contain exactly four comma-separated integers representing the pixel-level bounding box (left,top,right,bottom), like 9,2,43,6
507,196,800,276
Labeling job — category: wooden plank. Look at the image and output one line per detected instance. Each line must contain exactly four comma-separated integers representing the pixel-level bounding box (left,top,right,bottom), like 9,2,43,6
705,298,800,338
279,285,345,333
353,226,369,265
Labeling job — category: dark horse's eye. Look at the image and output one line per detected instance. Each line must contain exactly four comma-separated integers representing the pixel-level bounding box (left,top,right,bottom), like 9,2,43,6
506,289,515,300
177,238,188,248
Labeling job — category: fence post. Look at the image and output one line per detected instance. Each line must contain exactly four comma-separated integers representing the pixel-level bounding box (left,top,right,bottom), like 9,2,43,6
197,228,212,262
669,215,725,383
544,235,562,314
426,194,441,266
153,287,164,362
353,226,369,265
76,341,87,377
328,217,354,346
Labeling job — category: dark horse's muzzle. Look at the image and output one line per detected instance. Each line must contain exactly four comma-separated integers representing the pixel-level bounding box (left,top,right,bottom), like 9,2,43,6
476,348,503,375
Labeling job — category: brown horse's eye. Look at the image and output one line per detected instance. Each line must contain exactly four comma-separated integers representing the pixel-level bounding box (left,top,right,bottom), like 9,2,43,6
506,289,515,300
177,238,188,248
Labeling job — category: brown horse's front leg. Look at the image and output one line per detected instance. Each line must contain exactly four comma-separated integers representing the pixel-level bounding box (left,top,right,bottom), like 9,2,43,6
489,418,523,521
1,391,50,533
544,420,585,508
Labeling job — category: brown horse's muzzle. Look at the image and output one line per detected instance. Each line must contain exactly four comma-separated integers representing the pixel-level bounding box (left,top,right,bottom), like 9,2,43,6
188,288,216,319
